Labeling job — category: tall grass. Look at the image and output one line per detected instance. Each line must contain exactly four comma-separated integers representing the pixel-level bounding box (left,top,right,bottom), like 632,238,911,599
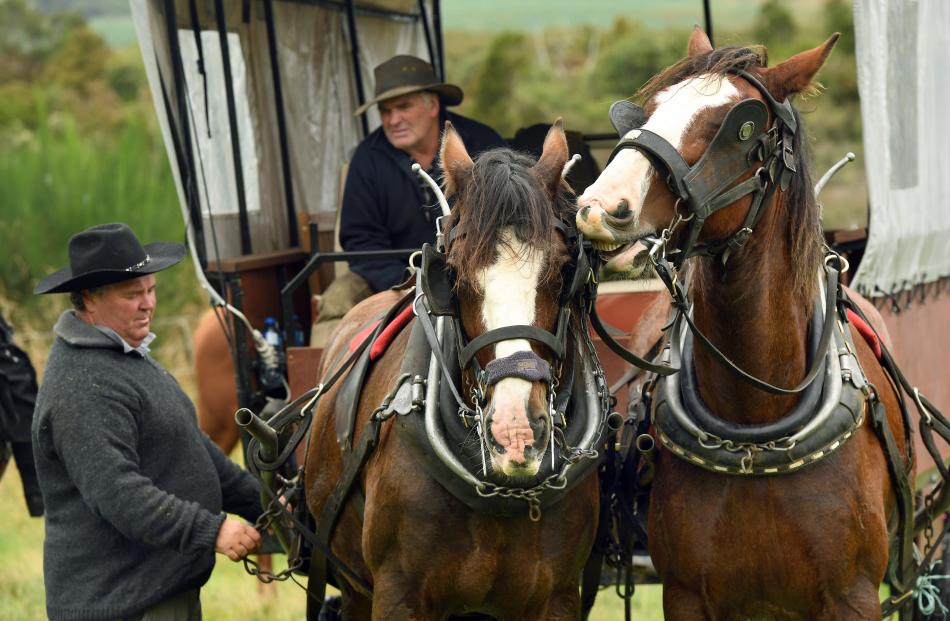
0,99,202,330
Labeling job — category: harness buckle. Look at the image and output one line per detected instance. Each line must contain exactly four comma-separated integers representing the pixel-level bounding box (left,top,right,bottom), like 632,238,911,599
728,227,753,249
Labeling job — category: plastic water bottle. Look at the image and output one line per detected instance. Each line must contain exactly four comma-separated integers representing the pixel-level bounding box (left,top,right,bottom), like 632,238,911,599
263,316,282,347
290,314,306,347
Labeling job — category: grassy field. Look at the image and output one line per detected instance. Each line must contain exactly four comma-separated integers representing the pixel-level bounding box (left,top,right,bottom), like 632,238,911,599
0,462,664,619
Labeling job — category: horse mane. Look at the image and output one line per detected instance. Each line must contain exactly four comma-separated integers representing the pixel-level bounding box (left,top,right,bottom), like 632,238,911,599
641,46,823,305
446,148,572,289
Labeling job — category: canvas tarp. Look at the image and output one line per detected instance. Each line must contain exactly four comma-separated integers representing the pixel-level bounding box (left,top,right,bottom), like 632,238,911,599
851,0,950,296
131,0,431,260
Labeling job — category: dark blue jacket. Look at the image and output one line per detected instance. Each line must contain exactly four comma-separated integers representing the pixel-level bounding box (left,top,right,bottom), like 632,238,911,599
339,111,505,292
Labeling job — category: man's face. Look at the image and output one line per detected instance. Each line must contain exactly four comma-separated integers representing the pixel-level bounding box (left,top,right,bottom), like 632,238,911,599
83,274,157,348
379,92,440,154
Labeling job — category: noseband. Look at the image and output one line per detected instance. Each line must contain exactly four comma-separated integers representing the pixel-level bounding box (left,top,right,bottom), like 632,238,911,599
608,70,798,267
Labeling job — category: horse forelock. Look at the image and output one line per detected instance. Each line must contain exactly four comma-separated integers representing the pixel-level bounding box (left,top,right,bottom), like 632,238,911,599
447,148,569,291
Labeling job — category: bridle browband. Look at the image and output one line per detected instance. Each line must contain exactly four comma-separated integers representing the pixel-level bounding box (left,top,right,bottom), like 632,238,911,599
607,70,797,267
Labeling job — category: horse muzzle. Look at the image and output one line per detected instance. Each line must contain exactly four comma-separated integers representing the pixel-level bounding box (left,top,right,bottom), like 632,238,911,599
575,202,638,250
482,384,551,477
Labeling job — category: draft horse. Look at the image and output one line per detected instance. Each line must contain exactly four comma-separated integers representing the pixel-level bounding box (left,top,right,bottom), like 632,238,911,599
304,122,605,619
578,29,914,619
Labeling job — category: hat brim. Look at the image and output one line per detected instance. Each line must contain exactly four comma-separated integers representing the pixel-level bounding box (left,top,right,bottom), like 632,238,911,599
34,242,187,294
354,83,463,116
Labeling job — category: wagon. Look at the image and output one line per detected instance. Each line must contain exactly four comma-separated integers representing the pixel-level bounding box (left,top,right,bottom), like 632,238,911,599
130,0,950,617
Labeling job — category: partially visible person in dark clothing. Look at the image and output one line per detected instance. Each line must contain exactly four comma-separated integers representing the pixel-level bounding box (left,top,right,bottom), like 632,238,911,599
0,311,44,517
313,55,504,345
32,223,263,621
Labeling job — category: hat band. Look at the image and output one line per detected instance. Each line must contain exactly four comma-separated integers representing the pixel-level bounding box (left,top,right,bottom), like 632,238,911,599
125,255,151,271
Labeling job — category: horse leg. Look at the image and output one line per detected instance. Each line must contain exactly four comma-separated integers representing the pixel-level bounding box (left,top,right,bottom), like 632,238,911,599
661,583,714,621
817,580,882,621
370,572,441,621
524,585,582,621
339,588,371,621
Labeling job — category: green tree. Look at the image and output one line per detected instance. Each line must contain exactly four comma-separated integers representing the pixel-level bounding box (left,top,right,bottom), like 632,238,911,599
824,0,855,55
42,26,110,95
0,0,84,83
753,0,796,46
470,31,530,136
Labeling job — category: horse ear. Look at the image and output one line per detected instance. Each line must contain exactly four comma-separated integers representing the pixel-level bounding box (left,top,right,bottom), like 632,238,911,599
440,121,473,197
760,33,839,101
687,25,713,57
533,118,569,197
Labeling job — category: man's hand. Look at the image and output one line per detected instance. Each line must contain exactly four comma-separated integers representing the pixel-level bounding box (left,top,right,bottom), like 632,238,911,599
215,518,262,561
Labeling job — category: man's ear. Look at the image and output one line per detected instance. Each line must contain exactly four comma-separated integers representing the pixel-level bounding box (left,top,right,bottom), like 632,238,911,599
533,118,569,198
440,121,474,196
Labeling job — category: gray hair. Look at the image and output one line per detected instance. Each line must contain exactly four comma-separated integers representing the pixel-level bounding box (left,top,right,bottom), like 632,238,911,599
70,286,107,311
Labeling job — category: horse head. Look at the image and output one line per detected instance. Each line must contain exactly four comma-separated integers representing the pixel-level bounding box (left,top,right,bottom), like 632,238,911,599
577,26,838,277
440,120,571,478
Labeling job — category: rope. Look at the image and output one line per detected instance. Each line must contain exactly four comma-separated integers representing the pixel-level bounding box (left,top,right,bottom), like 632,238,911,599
916,565,950,618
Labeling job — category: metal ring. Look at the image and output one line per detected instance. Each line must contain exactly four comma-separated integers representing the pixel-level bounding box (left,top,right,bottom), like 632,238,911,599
824,252,850,274
674,198,694,222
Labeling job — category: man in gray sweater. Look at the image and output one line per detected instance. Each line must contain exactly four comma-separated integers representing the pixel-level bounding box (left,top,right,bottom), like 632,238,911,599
33,223,262,620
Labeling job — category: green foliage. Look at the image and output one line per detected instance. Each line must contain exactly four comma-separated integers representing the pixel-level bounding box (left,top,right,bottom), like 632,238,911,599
42,26,109,94
589,21,685,101
0,0,85,83
470,32,530,137
0,104,198,316
753,0,797,48
824,0,855,55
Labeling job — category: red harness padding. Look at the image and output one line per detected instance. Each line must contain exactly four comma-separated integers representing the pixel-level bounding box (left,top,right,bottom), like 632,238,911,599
347,303,415,361
846,308,882,361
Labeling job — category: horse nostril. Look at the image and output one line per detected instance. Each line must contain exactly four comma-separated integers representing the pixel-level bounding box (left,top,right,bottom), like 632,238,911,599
615,198,631,219
578,205,590,222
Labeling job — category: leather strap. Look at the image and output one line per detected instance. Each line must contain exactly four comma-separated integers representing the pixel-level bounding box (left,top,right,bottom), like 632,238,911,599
458,307,570,370
589,303,678,376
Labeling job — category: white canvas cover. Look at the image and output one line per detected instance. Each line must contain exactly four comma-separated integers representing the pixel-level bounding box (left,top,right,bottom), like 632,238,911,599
131,0,430,260
851,0,950,296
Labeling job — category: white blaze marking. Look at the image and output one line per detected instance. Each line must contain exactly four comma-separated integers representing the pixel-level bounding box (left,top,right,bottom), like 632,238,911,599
478,229,543,426
581,75,740,230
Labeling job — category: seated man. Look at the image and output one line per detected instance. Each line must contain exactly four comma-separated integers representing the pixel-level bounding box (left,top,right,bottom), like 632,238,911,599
314,55,505,345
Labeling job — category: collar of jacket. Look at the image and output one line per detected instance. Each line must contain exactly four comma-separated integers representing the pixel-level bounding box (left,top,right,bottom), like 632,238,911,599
53,310,154,357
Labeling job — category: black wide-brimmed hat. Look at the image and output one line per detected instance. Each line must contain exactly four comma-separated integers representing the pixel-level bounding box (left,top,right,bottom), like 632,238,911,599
354,55,463,116
34,223,186,294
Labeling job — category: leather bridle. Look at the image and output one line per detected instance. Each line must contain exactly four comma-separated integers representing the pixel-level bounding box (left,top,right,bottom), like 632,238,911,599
591,70,847,396
607,70,798,267
419,215,592,406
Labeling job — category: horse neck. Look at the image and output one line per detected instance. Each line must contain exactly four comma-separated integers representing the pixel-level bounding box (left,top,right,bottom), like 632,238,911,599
688,196,813,423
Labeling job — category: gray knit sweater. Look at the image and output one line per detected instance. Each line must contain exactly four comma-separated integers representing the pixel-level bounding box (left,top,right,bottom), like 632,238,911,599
32,311,261,620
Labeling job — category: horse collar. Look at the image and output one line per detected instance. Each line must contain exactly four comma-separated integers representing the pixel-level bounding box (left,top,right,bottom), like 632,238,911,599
650,285,871,476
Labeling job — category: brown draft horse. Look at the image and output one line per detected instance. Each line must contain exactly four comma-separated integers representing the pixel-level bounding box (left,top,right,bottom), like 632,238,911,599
577,29,911,620
304,123,599,619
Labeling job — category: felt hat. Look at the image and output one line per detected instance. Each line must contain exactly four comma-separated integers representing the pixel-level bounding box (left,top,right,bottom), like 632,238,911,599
34,223,186,294
354,55,463,116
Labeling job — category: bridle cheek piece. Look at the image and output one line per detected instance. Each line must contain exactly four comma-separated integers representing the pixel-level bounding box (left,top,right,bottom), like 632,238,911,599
607,70,798,267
